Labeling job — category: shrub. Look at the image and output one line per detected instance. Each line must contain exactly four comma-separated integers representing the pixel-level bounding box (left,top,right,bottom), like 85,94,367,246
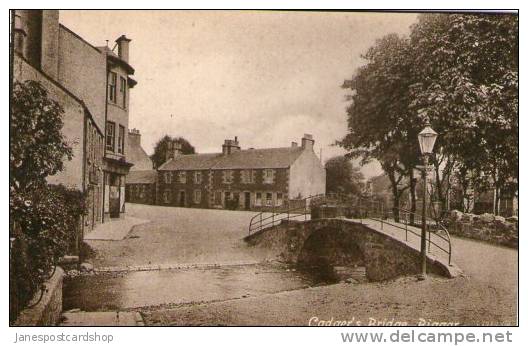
10,184,86,318
10,80,80,321
10,80,72,192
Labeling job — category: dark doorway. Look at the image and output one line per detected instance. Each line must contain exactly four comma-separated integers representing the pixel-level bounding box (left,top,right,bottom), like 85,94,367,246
109,185,120,218
179,191,186,207
244,192,251,210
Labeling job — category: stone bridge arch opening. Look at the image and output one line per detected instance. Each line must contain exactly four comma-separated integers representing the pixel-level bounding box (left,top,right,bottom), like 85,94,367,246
297,226,366,283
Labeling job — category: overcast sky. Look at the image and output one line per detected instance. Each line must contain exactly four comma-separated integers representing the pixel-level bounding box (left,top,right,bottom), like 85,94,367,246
60,10,417,178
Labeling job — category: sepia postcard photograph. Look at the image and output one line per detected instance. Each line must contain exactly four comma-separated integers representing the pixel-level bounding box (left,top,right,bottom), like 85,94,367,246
8,6,519,339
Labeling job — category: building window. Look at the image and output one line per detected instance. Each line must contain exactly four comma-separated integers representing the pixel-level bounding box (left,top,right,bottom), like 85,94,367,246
109,72,117,103
118,125,125,154
163,189,171,204
215,191,222,205
241,169,255,184
92,127,97,161
255,192,262,207
106,121,115,151
266,192,273,206
178,171,187,184
120,77,127,108
164,171,172,184
276,192,283,206
194,171,202,184
222,170,234,184
194,190,202,204
263,169,275,184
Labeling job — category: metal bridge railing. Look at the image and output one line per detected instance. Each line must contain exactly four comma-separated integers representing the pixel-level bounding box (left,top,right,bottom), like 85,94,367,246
358,200,453,265
247,193,453,265
248,194,324,235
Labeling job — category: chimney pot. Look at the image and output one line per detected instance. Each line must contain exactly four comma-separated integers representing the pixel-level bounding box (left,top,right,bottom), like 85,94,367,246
291,142,298,148
301,134,315,151
116,35,131,63
222,137,241,155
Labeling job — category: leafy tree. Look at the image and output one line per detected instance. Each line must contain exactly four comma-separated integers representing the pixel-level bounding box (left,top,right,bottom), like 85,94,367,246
150,135,196,169
10,80,73,192
325,156,365,195
408,13,518,214
340,13,518,218
339,34,421,221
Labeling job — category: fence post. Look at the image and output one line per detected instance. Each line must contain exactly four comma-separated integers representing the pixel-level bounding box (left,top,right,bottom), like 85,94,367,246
260,213,262,232
405,213,408,241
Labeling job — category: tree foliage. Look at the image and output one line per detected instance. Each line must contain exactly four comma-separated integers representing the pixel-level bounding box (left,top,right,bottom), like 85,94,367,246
10,80,73,192
150,135,196,169
409,14,518,213
339,33,421,219
325,155,365,195
339,13,518,215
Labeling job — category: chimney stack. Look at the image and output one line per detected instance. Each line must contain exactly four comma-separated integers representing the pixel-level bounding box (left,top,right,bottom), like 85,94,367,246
40,10,60,79
222,137,241,155
165,140,182,162
173,140,182,156
301,134,314,151
13,10,27,57
165,141,173,162
116,35,131,63
128,128,141,147
13,10,60,77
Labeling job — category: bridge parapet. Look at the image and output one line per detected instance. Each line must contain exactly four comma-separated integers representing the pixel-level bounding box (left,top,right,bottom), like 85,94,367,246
244,218,461,281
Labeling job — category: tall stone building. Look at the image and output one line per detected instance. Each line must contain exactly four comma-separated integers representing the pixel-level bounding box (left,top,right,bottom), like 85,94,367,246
11,10,137,228
97,38,137,219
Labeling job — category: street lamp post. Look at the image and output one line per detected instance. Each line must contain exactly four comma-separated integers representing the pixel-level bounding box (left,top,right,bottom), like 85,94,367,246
417,119,438,280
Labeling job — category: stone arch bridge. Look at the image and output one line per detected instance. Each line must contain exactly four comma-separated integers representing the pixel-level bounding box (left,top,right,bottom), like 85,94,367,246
244,218,461,282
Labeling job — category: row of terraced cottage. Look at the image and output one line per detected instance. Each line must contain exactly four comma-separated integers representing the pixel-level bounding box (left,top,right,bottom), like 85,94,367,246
125,133,326,211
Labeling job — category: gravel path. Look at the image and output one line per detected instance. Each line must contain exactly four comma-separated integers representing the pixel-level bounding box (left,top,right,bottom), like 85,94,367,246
86,203,267,268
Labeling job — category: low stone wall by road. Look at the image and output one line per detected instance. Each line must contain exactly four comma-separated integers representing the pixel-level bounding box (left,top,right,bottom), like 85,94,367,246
445,211,518,248
12,267,64,326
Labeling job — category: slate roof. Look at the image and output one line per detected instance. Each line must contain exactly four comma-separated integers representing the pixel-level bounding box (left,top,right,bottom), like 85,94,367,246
127,170,158,184
157,147,305,171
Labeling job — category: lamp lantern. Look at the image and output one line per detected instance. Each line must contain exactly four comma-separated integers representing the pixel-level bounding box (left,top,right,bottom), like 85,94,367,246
418,121,438,155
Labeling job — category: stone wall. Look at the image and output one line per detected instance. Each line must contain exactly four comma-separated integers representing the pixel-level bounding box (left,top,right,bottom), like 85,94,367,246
446,210,518,248
13,267,64,326
245,219,452,281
